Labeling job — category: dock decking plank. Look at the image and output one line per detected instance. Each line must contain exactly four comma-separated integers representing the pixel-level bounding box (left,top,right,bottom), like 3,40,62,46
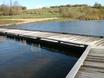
75,48,104,78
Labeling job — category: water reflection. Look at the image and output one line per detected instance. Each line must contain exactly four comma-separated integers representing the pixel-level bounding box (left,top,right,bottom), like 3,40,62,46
0,36,79,78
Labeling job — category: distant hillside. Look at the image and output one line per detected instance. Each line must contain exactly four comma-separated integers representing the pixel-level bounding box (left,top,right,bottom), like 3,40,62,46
25,4,104,20
0,3,104,20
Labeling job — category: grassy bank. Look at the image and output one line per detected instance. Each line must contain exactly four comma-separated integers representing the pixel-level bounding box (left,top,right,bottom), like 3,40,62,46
0,19,23,25
0,18,59,26
1,7,104,20
0,14,59,19
24,6,104,20
0,4,104,26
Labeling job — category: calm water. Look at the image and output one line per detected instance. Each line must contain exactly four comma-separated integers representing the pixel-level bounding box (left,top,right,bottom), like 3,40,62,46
0,36,78,78
5,20,104,36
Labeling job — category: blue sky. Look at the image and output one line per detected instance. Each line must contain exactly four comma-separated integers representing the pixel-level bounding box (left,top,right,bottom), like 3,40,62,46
0,0,104,9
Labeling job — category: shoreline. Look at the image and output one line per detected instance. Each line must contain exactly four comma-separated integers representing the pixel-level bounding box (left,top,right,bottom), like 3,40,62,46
0,18,104,27
0,17,58,27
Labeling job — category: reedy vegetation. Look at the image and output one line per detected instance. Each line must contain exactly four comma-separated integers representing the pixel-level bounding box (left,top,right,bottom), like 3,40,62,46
0,2,104,20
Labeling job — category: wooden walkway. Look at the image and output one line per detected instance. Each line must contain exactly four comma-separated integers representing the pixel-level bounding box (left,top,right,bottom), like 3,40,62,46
0,28,104,48
75,48,104,78
0,28,104,78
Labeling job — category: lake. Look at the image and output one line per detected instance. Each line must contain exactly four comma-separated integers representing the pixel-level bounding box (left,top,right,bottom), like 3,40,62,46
0,36,80,78
4,20,104,37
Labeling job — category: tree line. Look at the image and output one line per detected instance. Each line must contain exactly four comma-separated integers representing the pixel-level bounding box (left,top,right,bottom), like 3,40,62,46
0,1,26,16
50,2,104,9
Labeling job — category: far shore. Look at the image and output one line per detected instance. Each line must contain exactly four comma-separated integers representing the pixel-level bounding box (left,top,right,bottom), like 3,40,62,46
0,17,58,27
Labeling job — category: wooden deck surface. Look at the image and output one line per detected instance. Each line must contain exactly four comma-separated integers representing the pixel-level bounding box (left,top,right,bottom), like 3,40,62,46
0,28,104,78
75,48,104,78
0,28,103,48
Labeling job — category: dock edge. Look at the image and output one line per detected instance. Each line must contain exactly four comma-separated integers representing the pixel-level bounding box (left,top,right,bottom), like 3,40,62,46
66,45,91,78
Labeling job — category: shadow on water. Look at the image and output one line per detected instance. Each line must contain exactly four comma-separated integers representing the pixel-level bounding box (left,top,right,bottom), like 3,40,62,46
0,34,87,78
4,33,86,58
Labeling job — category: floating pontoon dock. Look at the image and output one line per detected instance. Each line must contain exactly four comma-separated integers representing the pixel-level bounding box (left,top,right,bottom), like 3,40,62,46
0,28,104,78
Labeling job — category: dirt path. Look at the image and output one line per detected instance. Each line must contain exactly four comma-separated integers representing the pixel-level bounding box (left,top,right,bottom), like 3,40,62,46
0,17,58,26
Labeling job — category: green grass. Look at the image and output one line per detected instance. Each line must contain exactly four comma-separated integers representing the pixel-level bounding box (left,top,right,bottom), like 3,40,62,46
0,13,60,19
